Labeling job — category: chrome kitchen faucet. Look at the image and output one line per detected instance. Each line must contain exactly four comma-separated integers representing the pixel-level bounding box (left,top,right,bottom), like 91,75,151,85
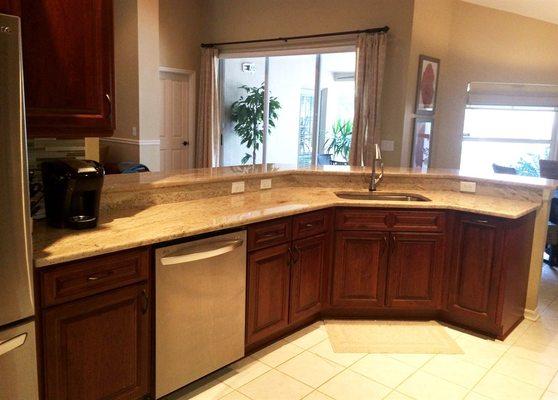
369,143,384,191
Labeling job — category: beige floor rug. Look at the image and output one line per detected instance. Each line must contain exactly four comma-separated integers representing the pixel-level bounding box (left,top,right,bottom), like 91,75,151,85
324,320,463,354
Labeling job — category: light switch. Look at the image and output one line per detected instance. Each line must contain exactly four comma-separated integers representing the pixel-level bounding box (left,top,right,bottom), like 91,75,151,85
260,179,272,189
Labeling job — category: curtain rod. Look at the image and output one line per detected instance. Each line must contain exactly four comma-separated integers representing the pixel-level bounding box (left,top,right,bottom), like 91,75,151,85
200,26,389,48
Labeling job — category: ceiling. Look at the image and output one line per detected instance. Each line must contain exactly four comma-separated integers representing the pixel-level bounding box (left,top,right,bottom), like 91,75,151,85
462,0,558,25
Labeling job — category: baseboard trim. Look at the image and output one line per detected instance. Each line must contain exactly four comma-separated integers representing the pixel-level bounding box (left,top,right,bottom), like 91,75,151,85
524,307,540,321
100,137,160,146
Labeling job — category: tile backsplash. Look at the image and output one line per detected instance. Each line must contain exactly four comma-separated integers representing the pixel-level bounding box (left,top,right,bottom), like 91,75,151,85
27,138,86,170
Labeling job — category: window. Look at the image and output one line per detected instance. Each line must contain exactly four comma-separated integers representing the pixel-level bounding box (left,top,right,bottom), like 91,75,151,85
460,105,558,176
219,50,356,167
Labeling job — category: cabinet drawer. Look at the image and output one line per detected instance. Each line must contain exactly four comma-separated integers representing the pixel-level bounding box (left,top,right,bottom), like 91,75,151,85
335,208,445,232
248,218,292,251
40,248,150,307
293,209,331,240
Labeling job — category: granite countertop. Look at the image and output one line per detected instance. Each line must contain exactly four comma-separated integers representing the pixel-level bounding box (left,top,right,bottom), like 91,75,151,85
101,164,558,192
33,186,541,268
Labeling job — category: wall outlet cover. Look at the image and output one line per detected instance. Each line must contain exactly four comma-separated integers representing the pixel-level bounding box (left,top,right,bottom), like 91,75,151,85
380,140,395,152
260,179,272,189
231,181,245,194
460,181,477,193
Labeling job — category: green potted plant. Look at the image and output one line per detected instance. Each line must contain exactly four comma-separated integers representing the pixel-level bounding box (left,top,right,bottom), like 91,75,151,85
230,84,281,165
325,119,352,163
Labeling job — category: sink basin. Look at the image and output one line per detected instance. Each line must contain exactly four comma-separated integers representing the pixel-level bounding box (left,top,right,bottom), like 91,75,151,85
335,191,431,202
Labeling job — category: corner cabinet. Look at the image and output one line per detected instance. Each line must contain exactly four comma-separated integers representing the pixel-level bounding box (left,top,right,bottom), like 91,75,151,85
37,248,152,400
19,0,115,137
445,212,535,337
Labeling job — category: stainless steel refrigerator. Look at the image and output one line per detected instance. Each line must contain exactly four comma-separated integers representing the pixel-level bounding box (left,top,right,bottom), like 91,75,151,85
0,13,39,399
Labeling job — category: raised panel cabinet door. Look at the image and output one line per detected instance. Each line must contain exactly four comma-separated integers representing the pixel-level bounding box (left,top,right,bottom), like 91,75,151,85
290,234,327,324
20,0,115,137
448,215,504,325
332,231,389,308
246,243,291,346
42,283,151,400
386,233,445,309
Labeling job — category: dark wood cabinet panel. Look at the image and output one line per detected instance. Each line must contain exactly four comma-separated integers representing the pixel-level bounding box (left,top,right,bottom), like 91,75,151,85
247,218,292,251
386,233,444,309
42,283,151,400
20,0,115,137
447,215,504,327
290,234,327,323
335,208,445,232
246,244,291,346
332,231,388,308
292,209,332,240
0,0,20,15
40,248,150,307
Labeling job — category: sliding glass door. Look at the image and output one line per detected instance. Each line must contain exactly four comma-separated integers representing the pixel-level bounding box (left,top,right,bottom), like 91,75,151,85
219,49,356,167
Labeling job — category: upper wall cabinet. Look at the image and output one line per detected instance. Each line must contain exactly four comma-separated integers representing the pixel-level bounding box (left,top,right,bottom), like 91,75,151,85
19,0,115,138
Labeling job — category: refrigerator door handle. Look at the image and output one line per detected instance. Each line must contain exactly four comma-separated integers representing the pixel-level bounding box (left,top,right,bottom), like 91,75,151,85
0,332,27,357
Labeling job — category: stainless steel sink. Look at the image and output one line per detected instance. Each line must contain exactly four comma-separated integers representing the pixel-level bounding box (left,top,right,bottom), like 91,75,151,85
335,191,431,202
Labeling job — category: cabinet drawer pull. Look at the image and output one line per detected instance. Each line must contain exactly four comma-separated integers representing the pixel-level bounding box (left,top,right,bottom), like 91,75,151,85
105,93,112,119
475,219,489,224
140,290,149,314
86,271,113,282
304,223,314,228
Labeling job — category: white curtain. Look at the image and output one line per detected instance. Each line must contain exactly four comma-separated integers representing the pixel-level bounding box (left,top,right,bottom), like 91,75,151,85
349,32,387,166
195,47,220,168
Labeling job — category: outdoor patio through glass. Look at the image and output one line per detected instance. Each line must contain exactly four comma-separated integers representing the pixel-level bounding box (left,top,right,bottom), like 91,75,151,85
219,50,356,167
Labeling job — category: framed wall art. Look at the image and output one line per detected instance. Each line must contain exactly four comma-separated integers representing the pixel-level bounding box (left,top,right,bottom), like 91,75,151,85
415,55,440,115
411,117,434,169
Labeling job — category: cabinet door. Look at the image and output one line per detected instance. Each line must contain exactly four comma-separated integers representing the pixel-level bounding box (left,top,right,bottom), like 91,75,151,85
332,231,388,308
0,0,20,15
42,283,151,400
386,233,444,309
20,0,114,137
290,234,327,324
246,244,291,346
448,215,504,327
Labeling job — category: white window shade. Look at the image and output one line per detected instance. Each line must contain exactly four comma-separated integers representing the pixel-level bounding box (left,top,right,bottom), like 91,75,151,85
467,82,558,108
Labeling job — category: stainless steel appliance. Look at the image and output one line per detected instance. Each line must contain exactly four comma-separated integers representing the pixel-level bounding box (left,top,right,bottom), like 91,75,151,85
0,13,39,399
155,231,247,399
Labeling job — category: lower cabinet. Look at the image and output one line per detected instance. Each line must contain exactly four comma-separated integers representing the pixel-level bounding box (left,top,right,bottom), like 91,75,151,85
332,231,389,308
386,232,445,309
246,244,291,346
42,283,151,400
246,217,330,347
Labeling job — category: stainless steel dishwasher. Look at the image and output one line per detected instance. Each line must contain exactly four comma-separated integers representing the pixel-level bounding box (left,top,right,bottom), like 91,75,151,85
155,230,246,399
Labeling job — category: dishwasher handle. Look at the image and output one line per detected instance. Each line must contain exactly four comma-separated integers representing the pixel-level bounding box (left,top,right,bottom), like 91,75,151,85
160,238,244,266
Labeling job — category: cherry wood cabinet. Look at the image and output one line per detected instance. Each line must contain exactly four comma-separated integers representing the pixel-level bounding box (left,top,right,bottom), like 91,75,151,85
445,212,535,337
386,233,445,309
19,0,115,137
332,231,389,308
246,210,331,348
290,234,327,324
246,243,291,346
42,283,151,400
0,0,20,14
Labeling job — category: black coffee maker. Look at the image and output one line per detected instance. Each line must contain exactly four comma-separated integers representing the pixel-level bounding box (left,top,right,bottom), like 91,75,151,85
42,159,104,229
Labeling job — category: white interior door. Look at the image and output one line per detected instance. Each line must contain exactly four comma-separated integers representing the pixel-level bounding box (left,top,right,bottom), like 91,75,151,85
159,69,195,171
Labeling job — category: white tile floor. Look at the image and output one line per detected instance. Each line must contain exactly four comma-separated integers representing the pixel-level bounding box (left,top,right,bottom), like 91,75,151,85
167,265,558,400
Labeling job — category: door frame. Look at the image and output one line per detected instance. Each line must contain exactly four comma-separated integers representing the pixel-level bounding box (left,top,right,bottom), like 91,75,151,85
158,67,197,169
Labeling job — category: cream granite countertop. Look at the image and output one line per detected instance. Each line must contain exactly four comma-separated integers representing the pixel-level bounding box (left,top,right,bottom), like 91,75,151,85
102,164,558,192
33,186,542,268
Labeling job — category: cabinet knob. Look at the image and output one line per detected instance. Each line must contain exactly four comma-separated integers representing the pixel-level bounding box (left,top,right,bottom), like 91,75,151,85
183,141,190,146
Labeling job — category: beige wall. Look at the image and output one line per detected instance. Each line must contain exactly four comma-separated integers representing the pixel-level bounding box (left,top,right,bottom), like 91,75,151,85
430,1,558,169
203,0,414,166
159,0,205,71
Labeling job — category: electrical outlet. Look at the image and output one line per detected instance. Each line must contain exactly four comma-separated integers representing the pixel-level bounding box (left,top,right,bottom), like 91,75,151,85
231,181,245,194
260,179,272,190
460,181,477,193
380,140,395,152
131,126,138,137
